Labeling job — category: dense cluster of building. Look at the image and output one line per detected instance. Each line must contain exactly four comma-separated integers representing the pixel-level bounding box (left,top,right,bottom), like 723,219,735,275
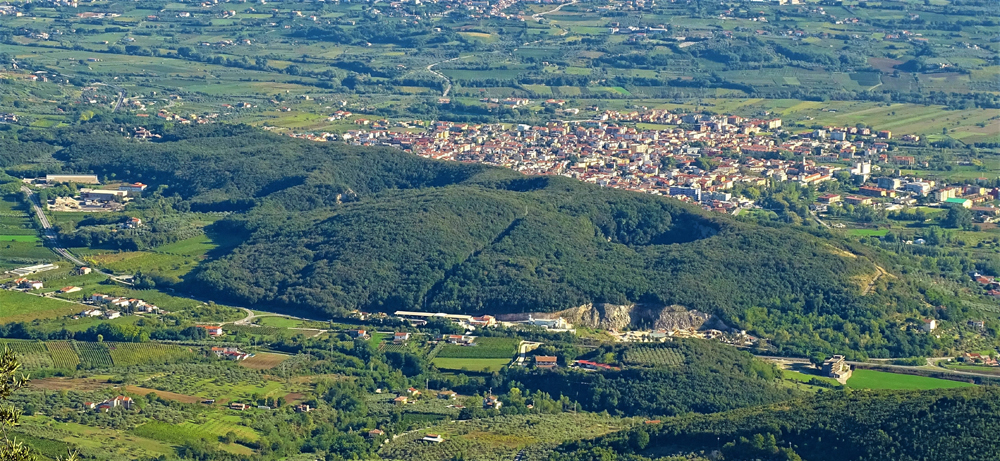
332,110,913,213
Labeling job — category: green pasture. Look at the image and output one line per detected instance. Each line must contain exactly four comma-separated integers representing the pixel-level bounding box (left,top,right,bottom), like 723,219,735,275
432,357,511,372
0,291,79,323
846,369,975,390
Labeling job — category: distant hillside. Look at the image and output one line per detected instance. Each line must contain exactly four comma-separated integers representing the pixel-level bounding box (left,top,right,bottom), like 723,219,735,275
45,122,935,355
552,387,1000,461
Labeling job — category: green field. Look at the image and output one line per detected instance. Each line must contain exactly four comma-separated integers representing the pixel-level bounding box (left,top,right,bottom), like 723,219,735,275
432,357,511,372
436,337,519,359
844,229,889,237
0,291,80,323
0,235,39,242
846,369,975,390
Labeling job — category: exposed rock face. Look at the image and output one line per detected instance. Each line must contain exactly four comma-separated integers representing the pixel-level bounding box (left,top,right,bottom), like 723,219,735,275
551,303,716,331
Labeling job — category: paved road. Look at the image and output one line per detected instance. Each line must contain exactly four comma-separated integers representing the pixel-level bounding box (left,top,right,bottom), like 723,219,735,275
22,186,88,267
112,89,125,112
426,56,466,97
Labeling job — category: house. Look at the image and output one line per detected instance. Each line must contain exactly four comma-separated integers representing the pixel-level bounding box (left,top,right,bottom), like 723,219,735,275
483,395,503,410
367,429,385,438
121,217,143,229
91,293,110,304
393,396,409,405
229,403,248,411
406,387,421,396
198,325,223,336
105,311,121,320
79,267,92,275
348,329,370,339
843,196,872,206
212,346,252,360
439,334,475,345
969,320,986,330
421,434,444,443
257,405,271,410
922,319,937,332
60,286,82,294
15,278,43,290
470,315,496,327
821,355,852,380
534,356,558,369
93,396,133,412
437,390,457,400
393,332,411,343
294,404,312,413
818,194,841,204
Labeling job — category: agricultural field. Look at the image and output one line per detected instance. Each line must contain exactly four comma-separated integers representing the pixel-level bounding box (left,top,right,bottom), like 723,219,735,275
620,346,684,368
238,352,291,370
846,369,976,390
0,340,54,370
379,413,634,461
436,337,519,359
0,291,81,323
431,358,511,372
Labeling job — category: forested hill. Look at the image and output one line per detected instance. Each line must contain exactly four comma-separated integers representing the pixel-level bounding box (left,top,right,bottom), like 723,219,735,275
552,387,1000,461
45,123,906,350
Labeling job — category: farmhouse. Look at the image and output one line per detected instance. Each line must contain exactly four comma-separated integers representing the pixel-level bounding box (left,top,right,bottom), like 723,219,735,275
421,434,444,443
59,286,82,294
198,325,224,336
437,390,457,400
393,332,411,342
90,396,133,412
348,329,369,339
229,403,248,411
212,346,252,360
393,396,408,405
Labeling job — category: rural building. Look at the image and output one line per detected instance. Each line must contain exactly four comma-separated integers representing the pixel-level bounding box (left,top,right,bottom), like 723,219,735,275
348,329,369,339
393,396,408,405
78,267,92,275
46,174,100,184
198,325,224,336
421,434,444,443
59,286,81,293
81,188,128,201
229,403,248,411
367,429,385,438
483,395,502,410
393,332,410,342
821,355,852,380
470,315,496,327
922,319,938,332
534,356,558,369
118,182,148,193
437,391,457,400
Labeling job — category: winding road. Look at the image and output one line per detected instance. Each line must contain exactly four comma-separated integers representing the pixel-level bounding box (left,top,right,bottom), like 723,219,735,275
426,56,467,98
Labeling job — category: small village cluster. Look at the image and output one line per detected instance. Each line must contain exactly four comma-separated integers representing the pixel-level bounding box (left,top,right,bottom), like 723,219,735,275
80,293,164,320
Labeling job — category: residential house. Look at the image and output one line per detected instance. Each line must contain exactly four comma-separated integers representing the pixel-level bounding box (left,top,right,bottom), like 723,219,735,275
198,325,223,336
393,332,411,343
229,403,248,411
348,329,370,339
421,434,444,443
437,391,457,400
393,396,409,405
922,319,937,332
